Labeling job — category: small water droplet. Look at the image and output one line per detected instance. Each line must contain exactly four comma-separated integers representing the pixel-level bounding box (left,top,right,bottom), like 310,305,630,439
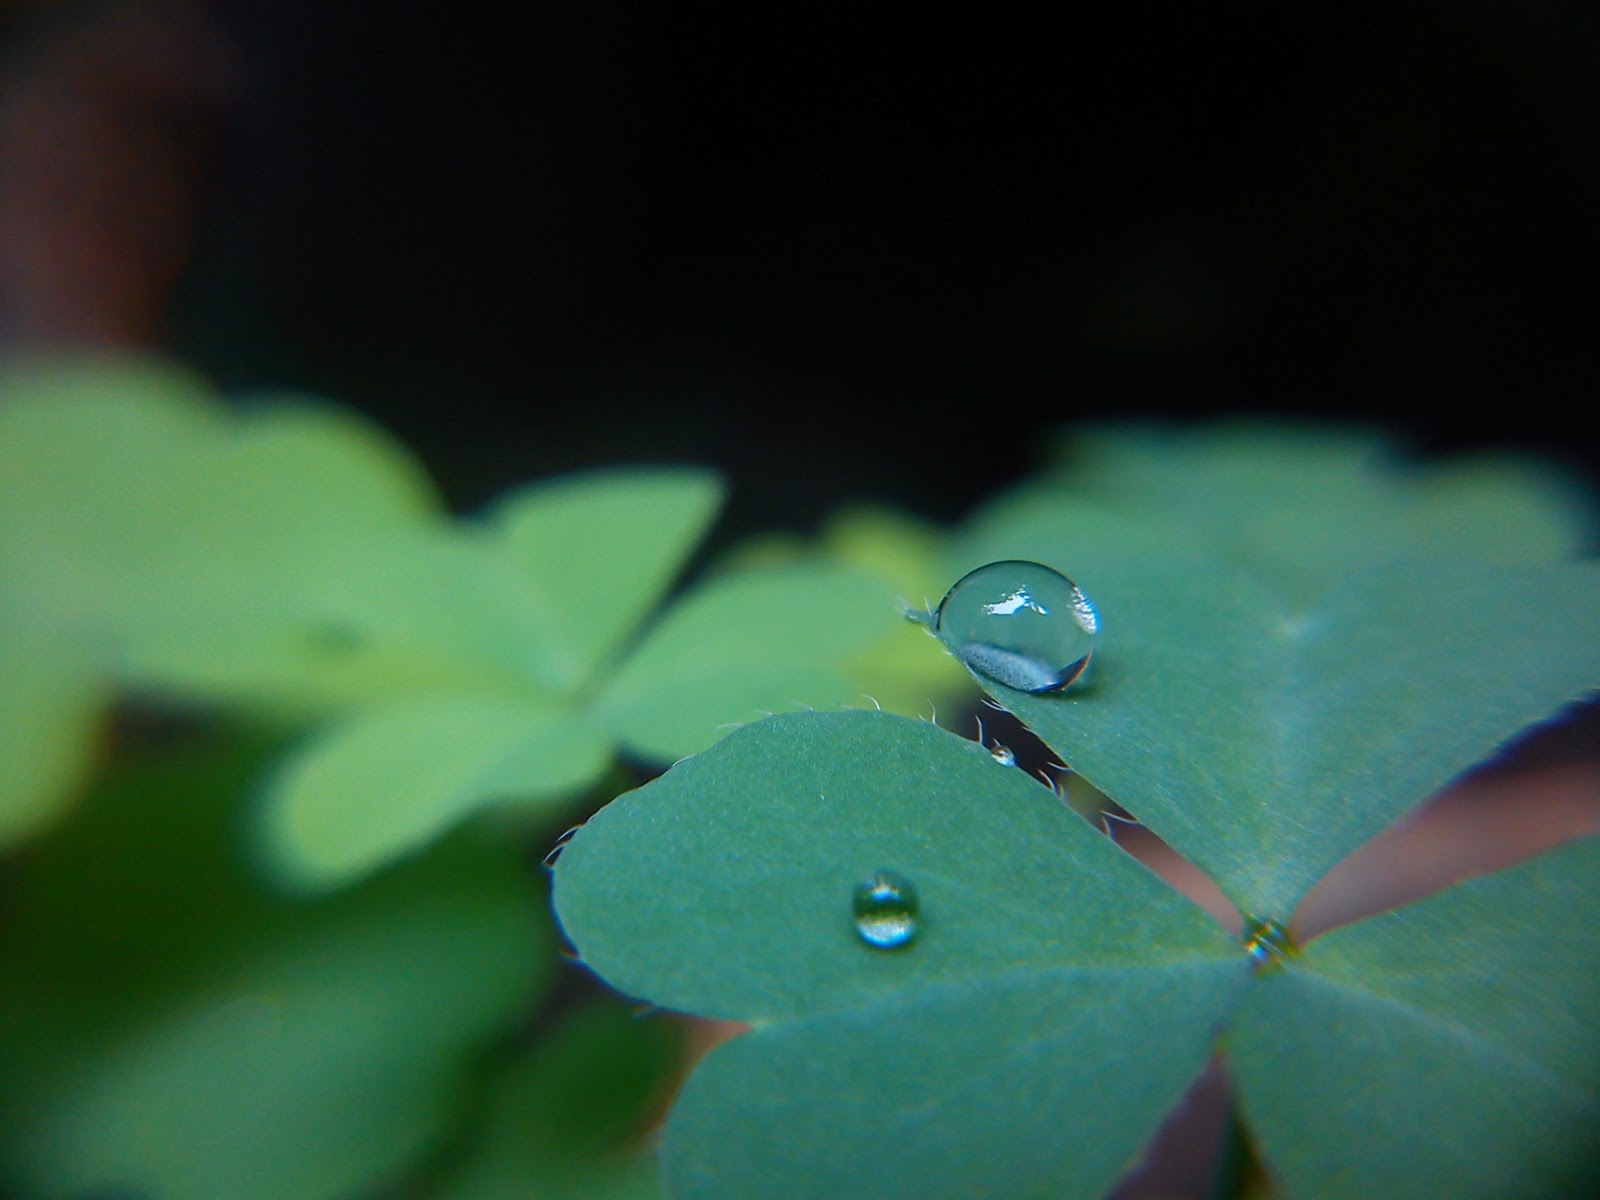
928,560,1098,693
1241,916,1295,970
852,869,920,949
990,743,1017,767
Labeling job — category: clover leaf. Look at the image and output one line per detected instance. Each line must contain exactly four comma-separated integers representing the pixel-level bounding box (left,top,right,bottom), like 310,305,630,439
1229,836,1600,1200
551,430,1600,1199
984,557,1600,918
0,359,904,882
554,709,1251,1200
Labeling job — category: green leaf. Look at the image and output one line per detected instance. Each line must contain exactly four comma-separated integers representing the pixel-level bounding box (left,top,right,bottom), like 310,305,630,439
1229,837,1600,1200
0,354,220,452
821,505,973,714
435,1000,675,1200
822,505,952,610
710,506,971,717
0,623,108,849
554,709,1249,1199
0,357,220,628
666,964,1237,1200
0,360,499,720
0,734,548,1200
492,468,725,691
124,468,719,718
0,359,505,697
958,552,1600,916
123,528,557,716
225,392,440,528
258,693,612,890
0,362,437,631
1043,424,1596,599
595,565,902,760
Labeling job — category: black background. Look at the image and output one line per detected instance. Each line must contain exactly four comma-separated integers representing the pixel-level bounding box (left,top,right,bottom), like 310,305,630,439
175,1,1600,538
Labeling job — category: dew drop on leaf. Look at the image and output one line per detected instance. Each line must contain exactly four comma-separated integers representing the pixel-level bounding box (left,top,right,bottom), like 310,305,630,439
1241,916,1295,970
852,869,920,949
930,560,1098,693
990,743,1017,767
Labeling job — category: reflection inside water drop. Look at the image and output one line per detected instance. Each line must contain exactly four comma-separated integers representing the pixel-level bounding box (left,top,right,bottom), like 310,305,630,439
852,869,920,949
926,560,1098,693
1241,916,1294,970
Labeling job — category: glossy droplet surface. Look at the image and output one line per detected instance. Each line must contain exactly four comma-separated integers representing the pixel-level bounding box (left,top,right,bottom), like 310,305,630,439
852,869,920,949
932,560,1098,693
1241,916,1295,970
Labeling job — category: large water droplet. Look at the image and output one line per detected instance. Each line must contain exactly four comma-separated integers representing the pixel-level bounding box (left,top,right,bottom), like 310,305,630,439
852,869,920,949
929,560,1098,693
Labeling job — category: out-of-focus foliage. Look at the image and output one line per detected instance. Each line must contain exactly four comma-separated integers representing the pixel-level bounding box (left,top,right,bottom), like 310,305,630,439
0,357,911,884
0,728,547,1200
435,999,676,1200
709,504,973,716
0,353,930,1200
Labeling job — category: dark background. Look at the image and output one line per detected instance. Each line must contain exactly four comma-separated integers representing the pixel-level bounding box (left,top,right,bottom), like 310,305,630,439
15,1,1600,535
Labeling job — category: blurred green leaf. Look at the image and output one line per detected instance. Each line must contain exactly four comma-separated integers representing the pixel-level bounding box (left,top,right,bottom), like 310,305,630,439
225,391,441,526
709,505,971,718
258,693,612,891
0,624,107,849
0,357,219,631
1229,837,1600,1200
0,357,491,729
492,468,725,691
0,733,549,1200
0,360,437,635
822,505,949,610
821,505,971,714
595,565,902,760
554,709,1247,1199
436,1000,675,1200
123,528,554,716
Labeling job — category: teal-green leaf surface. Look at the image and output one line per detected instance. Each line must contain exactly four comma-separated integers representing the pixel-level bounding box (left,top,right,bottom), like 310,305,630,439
554,709,1248,1199
666,962,1238,1200
1228,837,1600,1200
961,557,1600,916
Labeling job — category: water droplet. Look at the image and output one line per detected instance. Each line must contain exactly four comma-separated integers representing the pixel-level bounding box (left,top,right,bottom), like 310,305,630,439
852,869,920,949
930,560,1098,693
1241,916,1295,970
990,743,1017,767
